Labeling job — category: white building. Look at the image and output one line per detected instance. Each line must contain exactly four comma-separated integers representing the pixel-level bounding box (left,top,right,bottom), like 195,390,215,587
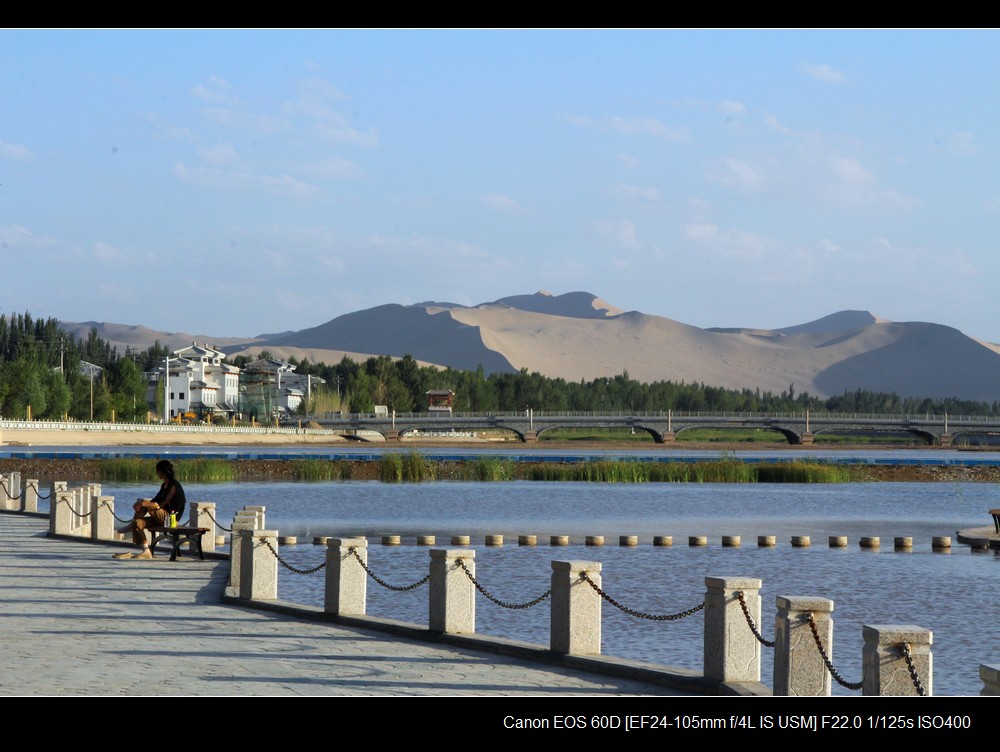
149,343,241,421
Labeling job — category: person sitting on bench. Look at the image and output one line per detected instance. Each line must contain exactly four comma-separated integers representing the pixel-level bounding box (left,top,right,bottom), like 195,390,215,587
113,460,187,560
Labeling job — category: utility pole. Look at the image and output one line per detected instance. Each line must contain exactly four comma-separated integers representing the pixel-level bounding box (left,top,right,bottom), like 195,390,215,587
164,355,171,423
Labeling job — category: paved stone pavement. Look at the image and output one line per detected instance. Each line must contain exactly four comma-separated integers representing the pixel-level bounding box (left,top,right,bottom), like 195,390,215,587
0,512,692,697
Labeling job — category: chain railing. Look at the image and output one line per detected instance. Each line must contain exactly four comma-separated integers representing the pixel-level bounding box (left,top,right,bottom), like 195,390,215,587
204,508,231,532
736,590,775,647
0,481,17,501
806,613,862,690
454,558,551,608
579,572,705,621
58,497,95,519
901,642,928,696
101,500,133,523
349,547,429,591
260,538,327,574
28,482,51,500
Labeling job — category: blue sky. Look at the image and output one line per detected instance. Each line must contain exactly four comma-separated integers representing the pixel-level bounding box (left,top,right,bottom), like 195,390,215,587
2,29,998,341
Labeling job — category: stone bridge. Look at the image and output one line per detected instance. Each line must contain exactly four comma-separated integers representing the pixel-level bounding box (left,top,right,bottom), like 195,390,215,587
316,411,1000,446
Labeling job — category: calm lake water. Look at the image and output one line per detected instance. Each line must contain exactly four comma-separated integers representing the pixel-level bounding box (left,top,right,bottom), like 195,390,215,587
79,478,998,696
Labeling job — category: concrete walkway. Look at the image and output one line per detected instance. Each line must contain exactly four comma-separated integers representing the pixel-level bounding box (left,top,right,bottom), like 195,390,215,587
0,512,694,697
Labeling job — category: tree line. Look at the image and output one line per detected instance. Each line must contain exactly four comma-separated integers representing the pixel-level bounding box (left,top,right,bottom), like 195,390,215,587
0,311,996,421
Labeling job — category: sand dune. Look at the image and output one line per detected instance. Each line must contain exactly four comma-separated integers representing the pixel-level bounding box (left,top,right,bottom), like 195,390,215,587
64,290,1000,402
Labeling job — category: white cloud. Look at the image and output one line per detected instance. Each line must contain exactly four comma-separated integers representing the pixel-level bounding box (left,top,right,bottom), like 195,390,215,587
595,218,639,248
481,194,530,213
932,130,978,157
819,238,841,253
803,63,847,84
719,100,745,115
826,155,875,184
707,158,764,191
93,241,126,262
292,156,364,180
612,183,663,202
0,140,32,161
683,222,719,242
198,142,241,166
191,76,242,106
764,114,795,135
202,107,290,136
173,163,319,196
617,152,639,169
312,118,379,147
563,114,687,141
0,224,58,248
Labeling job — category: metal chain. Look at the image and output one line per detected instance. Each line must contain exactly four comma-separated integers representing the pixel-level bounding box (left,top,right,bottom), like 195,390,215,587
349,547,429,591
901,642,927,696
806,614,862,690
261,538,327,574
736,590,775,647
455,558,551,609
204,508,232,532
29,482,51,500
59,498,95,518
0,481,17,500
579,572,705,621
99,501,133,523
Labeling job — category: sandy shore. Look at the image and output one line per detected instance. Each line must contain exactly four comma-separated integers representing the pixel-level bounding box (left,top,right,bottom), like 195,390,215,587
0,427,357,447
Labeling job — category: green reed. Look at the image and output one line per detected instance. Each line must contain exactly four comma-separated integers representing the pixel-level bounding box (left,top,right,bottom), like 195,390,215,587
754,461,849,483
292,459,353,481
520,458,843,483
100,458,234,482
457,457,518,481
379,452,436,482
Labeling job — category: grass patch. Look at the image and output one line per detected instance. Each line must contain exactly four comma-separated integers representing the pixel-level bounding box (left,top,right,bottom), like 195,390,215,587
456,457,517,481
379,452,436,482
291,459,353,481
100,458,234,483
522,458,845,483
755,461,850,483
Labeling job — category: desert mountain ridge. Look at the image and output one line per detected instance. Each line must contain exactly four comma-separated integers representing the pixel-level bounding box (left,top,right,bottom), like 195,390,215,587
59,291,1000,402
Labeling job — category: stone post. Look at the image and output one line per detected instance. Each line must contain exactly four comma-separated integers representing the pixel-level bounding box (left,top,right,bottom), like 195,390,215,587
704,576,762,683
774,596,834,696
325,537,368,616
550,560,602,655
0,473,13,510
49,482,67,516
981,664,1000,696
242,505,266,529
23,479,39,513
189,502,216,553
238,529,279,600
50,490,74,535
229,516,259,588
7,472,21,510
429,548,475,634
92,496,116,541
862,625,933,696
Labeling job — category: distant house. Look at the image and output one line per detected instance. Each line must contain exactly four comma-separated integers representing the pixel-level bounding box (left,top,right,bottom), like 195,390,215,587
147,343,240,421
241,357,324,419
426,389,455,413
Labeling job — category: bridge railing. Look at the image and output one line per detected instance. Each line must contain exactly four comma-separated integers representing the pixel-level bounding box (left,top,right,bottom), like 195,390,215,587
317,410,997,422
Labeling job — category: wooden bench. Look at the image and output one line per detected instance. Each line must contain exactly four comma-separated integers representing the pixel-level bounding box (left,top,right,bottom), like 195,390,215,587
990,509,1000,535
148,526,210,562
